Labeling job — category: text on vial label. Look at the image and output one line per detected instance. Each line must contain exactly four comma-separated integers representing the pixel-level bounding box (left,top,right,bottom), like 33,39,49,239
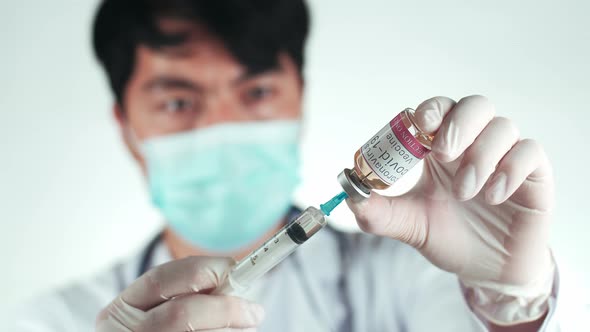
360,114,428,185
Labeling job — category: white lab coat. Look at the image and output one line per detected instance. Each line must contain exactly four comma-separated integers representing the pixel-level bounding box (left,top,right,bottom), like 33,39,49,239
6,226,566,331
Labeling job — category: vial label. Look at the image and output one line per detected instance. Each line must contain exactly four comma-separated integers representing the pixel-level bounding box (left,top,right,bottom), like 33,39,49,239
361,114,430,185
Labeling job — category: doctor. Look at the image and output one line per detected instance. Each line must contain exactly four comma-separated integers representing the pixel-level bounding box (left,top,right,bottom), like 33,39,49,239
10,0,567,331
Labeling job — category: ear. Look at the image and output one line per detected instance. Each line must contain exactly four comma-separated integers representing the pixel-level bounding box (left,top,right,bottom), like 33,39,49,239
113,104,145,167
113,103,125,128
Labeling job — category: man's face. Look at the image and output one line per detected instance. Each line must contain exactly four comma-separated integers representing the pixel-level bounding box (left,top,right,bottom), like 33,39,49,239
117,19,303,169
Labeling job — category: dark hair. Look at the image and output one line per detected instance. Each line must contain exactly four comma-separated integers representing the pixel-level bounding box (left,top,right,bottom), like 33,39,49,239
92,0,310,104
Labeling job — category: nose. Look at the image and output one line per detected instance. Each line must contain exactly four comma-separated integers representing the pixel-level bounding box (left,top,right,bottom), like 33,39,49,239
196,91,244,128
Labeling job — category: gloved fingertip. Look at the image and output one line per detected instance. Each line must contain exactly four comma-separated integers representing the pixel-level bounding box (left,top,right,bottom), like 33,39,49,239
485,172,508,205
431,121,462,163
453,164,477,201
415,97,450,133
414,107,442,133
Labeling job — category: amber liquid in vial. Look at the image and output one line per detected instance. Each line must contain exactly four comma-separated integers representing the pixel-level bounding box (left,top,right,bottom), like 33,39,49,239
352,108,434,190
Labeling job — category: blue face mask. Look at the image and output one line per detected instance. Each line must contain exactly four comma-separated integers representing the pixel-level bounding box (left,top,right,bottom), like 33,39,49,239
142,121,301,252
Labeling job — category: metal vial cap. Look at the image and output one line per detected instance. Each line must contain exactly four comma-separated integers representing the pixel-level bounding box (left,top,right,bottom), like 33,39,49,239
337,168,371,203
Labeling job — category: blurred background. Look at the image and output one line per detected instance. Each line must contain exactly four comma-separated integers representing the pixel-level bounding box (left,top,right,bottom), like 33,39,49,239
1,0,589,311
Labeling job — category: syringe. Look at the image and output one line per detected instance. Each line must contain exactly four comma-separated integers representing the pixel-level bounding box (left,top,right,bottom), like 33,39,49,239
213,192,348,295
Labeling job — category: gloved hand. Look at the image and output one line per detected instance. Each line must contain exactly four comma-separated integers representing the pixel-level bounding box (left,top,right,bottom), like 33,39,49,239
96,256,264,332
346,95,555,325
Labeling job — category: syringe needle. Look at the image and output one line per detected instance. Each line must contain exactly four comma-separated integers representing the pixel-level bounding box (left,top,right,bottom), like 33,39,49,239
320,191,349,216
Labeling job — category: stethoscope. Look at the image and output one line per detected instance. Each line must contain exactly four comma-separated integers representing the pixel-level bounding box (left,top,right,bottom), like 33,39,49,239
135,207,353,332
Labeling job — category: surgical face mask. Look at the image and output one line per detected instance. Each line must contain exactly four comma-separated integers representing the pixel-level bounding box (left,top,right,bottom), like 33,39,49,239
141,121,301,252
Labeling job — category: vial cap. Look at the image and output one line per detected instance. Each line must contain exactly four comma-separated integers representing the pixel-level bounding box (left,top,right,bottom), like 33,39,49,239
337,168,371,203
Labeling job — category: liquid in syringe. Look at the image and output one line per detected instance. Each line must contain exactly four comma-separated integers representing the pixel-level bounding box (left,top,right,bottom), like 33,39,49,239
213,193,347,295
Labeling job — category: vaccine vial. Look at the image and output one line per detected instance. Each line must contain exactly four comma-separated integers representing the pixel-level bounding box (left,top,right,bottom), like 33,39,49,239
338,108,434,202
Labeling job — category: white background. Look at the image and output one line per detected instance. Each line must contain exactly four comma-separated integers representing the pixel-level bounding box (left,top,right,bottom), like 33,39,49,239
1,0,589,310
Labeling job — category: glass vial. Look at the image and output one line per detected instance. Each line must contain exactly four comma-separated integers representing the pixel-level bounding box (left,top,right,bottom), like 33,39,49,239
338,108,434,202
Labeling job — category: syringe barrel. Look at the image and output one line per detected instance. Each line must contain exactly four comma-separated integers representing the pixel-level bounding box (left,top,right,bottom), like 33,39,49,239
213,206,326,295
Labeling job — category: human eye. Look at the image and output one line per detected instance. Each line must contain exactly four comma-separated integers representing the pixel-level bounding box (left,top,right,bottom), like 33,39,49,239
242,84,276,106
160,97,196,114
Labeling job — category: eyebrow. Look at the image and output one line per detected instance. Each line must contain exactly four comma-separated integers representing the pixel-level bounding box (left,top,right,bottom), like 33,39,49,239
232,67,282,85
142,67,282,92
143,76,203,93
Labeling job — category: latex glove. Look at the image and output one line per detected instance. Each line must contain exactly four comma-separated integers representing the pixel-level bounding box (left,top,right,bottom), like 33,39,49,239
96,256,264,332
346,95,555,325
